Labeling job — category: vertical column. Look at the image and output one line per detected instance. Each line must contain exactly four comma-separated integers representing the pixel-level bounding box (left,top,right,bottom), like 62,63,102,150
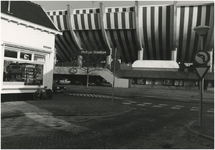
99,3,113,68
106,48,112,69
138,49,143,60
67,5,83,50
171,1,177,61
135,1,143,60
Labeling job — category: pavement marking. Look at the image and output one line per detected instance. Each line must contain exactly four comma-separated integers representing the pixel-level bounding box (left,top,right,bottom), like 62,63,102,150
207,110,214,113
122,102,131,105
190,108,199,111
143,102,152,105
174,105,184,108
144,95,157,98
68,93,122,99
171,107,181,109
152,105,162,108
137,104,146,106
192,107,199,109
127,100,137,103
158,104,167,106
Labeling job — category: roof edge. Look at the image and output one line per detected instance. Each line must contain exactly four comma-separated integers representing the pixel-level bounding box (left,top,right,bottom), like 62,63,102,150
1,13,62,35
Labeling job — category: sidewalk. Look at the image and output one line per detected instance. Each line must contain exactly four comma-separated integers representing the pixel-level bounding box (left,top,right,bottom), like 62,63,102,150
1,86,214,141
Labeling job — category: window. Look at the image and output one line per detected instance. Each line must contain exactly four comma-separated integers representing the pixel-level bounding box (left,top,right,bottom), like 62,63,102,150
174,80,184,86
3,47,46,86
34,54,45,62
163,79,173,86
4,50,17,58
3,60,43,85
20,52,32,60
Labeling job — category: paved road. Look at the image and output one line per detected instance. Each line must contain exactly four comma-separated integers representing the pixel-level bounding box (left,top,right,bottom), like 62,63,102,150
1,94,214,149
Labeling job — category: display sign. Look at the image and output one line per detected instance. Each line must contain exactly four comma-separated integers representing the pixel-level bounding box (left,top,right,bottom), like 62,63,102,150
68,68,77,74
80,51,107,54
20,53,32,60
194,66,210,79
193,50,210,66
193,50,210,79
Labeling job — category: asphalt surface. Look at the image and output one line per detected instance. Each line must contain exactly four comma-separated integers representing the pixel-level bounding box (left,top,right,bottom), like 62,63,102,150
1,85,214,149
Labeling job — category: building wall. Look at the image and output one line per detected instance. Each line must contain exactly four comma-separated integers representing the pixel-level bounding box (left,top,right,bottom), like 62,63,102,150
1,18,56,94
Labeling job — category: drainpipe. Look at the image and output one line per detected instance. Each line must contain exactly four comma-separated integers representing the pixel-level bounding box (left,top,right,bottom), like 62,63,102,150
7,1,11,13
171,1,177,62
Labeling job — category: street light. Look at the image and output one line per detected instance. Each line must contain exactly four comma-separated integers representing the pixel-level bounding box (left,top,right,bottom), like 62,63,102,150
193,25,210,127
194,26,211,50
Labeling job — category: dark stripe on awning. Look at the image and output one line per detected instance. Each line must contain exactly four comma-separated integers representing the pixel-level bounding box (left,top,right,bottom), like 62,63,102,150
176,4,214,63
106,29,138,63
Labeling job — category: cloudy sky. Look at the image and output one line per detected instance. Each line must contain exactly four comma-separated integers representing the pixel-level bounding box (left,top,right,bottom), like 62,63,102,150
33,0,214,10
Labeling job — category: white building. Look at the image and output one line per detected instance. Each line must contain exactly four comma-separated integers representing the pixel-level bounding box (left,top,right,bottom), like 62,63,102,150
1,1,61,94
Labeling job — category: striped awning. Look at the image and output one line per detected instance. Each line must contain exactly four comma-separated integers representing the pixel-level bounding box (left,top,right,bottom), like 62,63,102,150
72,8,108,52
104,6,138,63
55,31,80,62
47,3,214,64
74,30,107,51
47,10,69,31
176,3,214,63
106,30,138,63
139,4,174,60
72,8,101,30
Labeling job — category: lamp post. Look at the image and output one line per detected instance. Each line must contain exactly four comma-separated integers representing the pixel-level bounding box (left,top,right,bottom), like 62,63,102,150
193,25,210,127
112,47,117,105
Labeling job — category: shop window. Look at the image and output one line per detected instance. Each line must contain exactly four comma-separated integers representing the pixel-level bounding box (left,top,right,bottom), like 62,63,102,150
20,52,32,60
4,50,17,58
34,54,45,62
163,79,173,86
132,78,137,84
174,80,184,86
137,78,146,85
3,60,43,85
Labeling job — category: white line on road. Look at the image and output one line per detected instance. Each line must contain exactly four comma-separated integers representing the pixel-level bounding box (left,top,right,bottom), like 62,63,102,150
137,104,146,106
143,103,152,105
175,105,184,108
192,107,199,108
159,104,167,106
122,102,131,105
171,107,181,109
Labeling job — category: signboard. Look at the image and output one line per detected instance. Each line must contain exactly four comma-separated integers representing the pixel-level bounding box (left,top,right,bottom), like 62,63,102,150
68,68,77,74
194,66,210,79
80,51,107,54
193,50,210,79
193,50,210,66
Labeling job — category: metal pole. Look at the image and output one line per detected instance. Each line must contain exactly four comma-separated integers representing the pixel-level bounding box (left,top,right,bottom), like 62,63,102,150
199,78,204,126
198,36,204,127
112,48,117,105
86,50,89,88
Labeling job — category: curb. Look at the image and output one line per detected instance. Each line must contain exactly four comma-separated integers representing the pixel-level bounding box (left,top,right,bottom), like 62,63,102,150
184,120,214,142
1,106,131,119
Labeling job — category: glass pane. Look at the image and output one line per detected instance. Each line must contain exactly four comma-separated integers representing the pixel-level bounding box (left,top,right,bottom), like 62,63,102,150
3,60,43,85
4,50,17,58
20,52,32,60
34,54,45,62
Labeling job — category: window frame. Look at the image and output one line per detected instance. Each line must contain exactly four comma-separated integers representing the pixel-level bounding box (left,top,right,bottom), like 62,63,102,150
3,47,47,86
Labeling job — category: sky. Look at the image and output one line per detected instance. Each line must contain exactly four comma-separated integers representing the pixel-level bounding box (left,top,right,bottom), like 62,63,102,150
33,0,214,10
